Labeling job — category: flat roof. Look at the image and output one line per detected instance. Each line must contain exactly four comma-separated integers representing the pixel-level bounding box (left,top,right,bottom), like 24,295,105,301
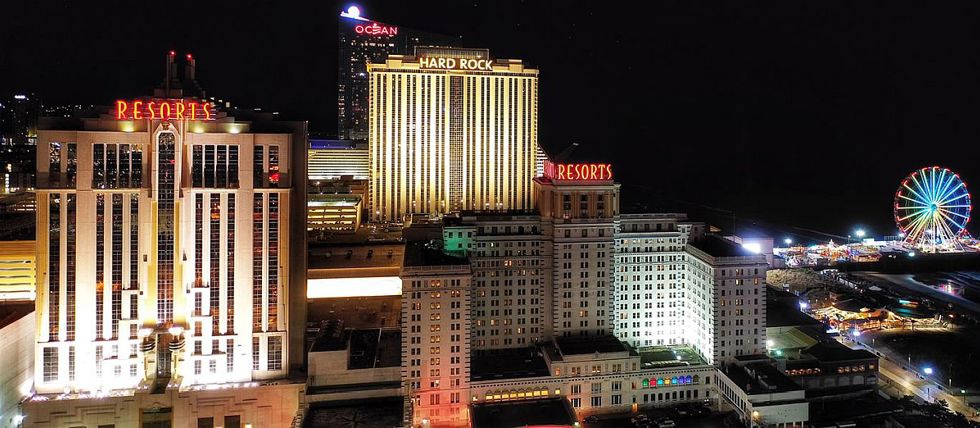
767,288,824,328
309,320,348,352
305,397,403,428
308,243,405,271
767,327,820,352
724,362,803,395
690,235,758,258
638,345,708,368
403,242,469,267
471,398,576,428
471,348,551,381
349,328,401,369
307,296,401,330
804,342,877,363
556,335,631,356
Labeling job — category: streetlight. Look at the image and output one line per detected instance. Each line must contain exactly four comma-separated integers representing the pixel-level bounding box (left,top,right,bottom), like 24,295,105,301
784,238,793,245
924,367,934,375
855,229,866,238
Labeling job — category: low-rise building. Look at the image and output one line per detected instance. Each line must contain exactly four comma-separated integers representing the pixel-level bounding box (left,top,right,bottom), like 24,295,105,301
306,323,401,403
469,336,715,418
717,357,808,428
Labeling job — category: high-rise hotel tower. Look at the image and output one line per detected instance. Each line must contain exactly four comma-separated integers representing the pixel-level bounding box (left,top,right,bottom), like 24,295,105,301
368,47,540,221
339,6,459,141
26,53,306,427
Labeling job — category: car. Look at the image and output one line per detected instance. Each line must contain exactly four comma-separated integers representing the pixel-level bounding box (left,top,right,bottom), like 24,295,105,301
656,419,676,428
631,414,652,428
583,415,599,423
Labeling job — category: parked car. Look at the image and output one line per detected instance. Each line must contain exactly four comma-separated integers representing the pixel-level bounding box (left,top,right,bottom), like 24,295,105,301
583,415,599,423
631,414,652,428
656,419,676,428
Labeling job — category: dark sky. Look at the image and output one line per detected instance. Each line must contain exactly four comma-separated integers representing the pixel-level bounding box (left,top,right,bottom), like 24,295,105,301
5,1,980,242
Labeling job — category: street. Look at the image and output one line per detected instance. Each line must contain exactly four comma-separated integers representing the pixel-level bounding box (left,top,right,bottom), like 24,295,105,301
837,336,978,420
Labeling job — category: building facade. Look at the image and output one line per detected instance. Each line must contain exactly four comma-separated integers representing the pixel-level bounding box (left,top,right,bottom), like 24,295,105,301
339,6,459,141
400,244,472,427
443,211,550,349
368,47,540,221
307,139,369,181
26,53,306,427
0,240,36,301
534,162,619,338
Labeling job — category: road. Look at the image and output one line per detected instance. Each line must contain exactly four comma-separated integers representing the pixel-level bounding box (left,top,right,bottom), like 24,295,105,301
838,336,978,420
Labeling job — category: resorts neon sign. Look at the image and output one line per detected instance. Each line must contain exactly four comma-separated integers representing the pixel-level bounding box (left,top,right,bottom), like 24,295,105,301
355,22,398,36
114,99,215,121
419,57,493,71
543,161,613,181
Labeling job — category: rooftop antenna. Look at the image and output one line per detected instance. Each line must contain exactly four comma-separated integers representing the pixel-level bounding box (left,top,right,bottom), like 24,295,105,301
554,142,579,162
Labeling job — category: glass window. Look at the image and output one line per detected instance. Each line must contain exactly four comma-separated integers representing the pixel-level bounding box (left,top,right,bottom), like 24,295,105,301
268,336,282,371
253,145,264,187
228,146,239,187
43,347,58,382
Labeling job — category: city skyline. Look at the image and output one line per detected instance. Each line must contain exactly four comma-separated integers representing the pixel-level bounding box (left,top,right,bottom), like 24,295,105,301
4,3,980,428
8,2,980,237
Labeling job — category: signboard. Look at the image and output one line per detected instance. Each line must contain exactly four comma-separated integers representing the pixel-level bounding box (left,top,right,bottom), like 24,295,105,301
543,161,613,181
114,99,215,121
419,57,493,71
355,22,398,36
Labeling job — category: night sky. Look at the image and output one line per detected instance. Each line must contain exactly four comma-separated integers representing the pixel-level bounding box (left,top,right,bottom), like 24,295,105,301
5,1,980,242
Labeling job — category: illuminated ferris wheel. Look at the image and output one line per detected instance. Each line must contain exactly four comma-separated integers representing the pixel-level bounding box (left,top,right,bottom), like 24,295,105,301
894,166,972,251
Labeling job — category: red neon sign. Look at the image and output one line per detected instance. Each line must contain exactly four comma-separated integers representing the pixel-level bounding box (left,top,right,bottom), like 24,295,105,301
543,161,613,181
114,99,215,121
354,22,398,36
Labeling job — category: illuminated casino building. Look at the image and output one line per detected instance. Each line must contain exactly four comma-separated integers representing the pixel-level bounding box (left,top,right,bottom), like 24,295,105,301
24,53,306,427
338,5,460,141
368,47,540,221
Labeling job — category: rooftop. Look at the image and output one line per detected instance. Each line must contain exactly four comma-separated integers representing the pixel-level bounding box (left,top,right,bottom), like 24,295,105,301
690,235,759,258
804,342,877,363
309,320,348,352
348,328,401,369
555,335,633,356
471,398,576,428
471,348,551,382
767,327,820,353
767,287,824,328
307,296,400,329
304,397,403,428
308,243,404,272
638,345,708,368
402,242,469,267
724,361,803,395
